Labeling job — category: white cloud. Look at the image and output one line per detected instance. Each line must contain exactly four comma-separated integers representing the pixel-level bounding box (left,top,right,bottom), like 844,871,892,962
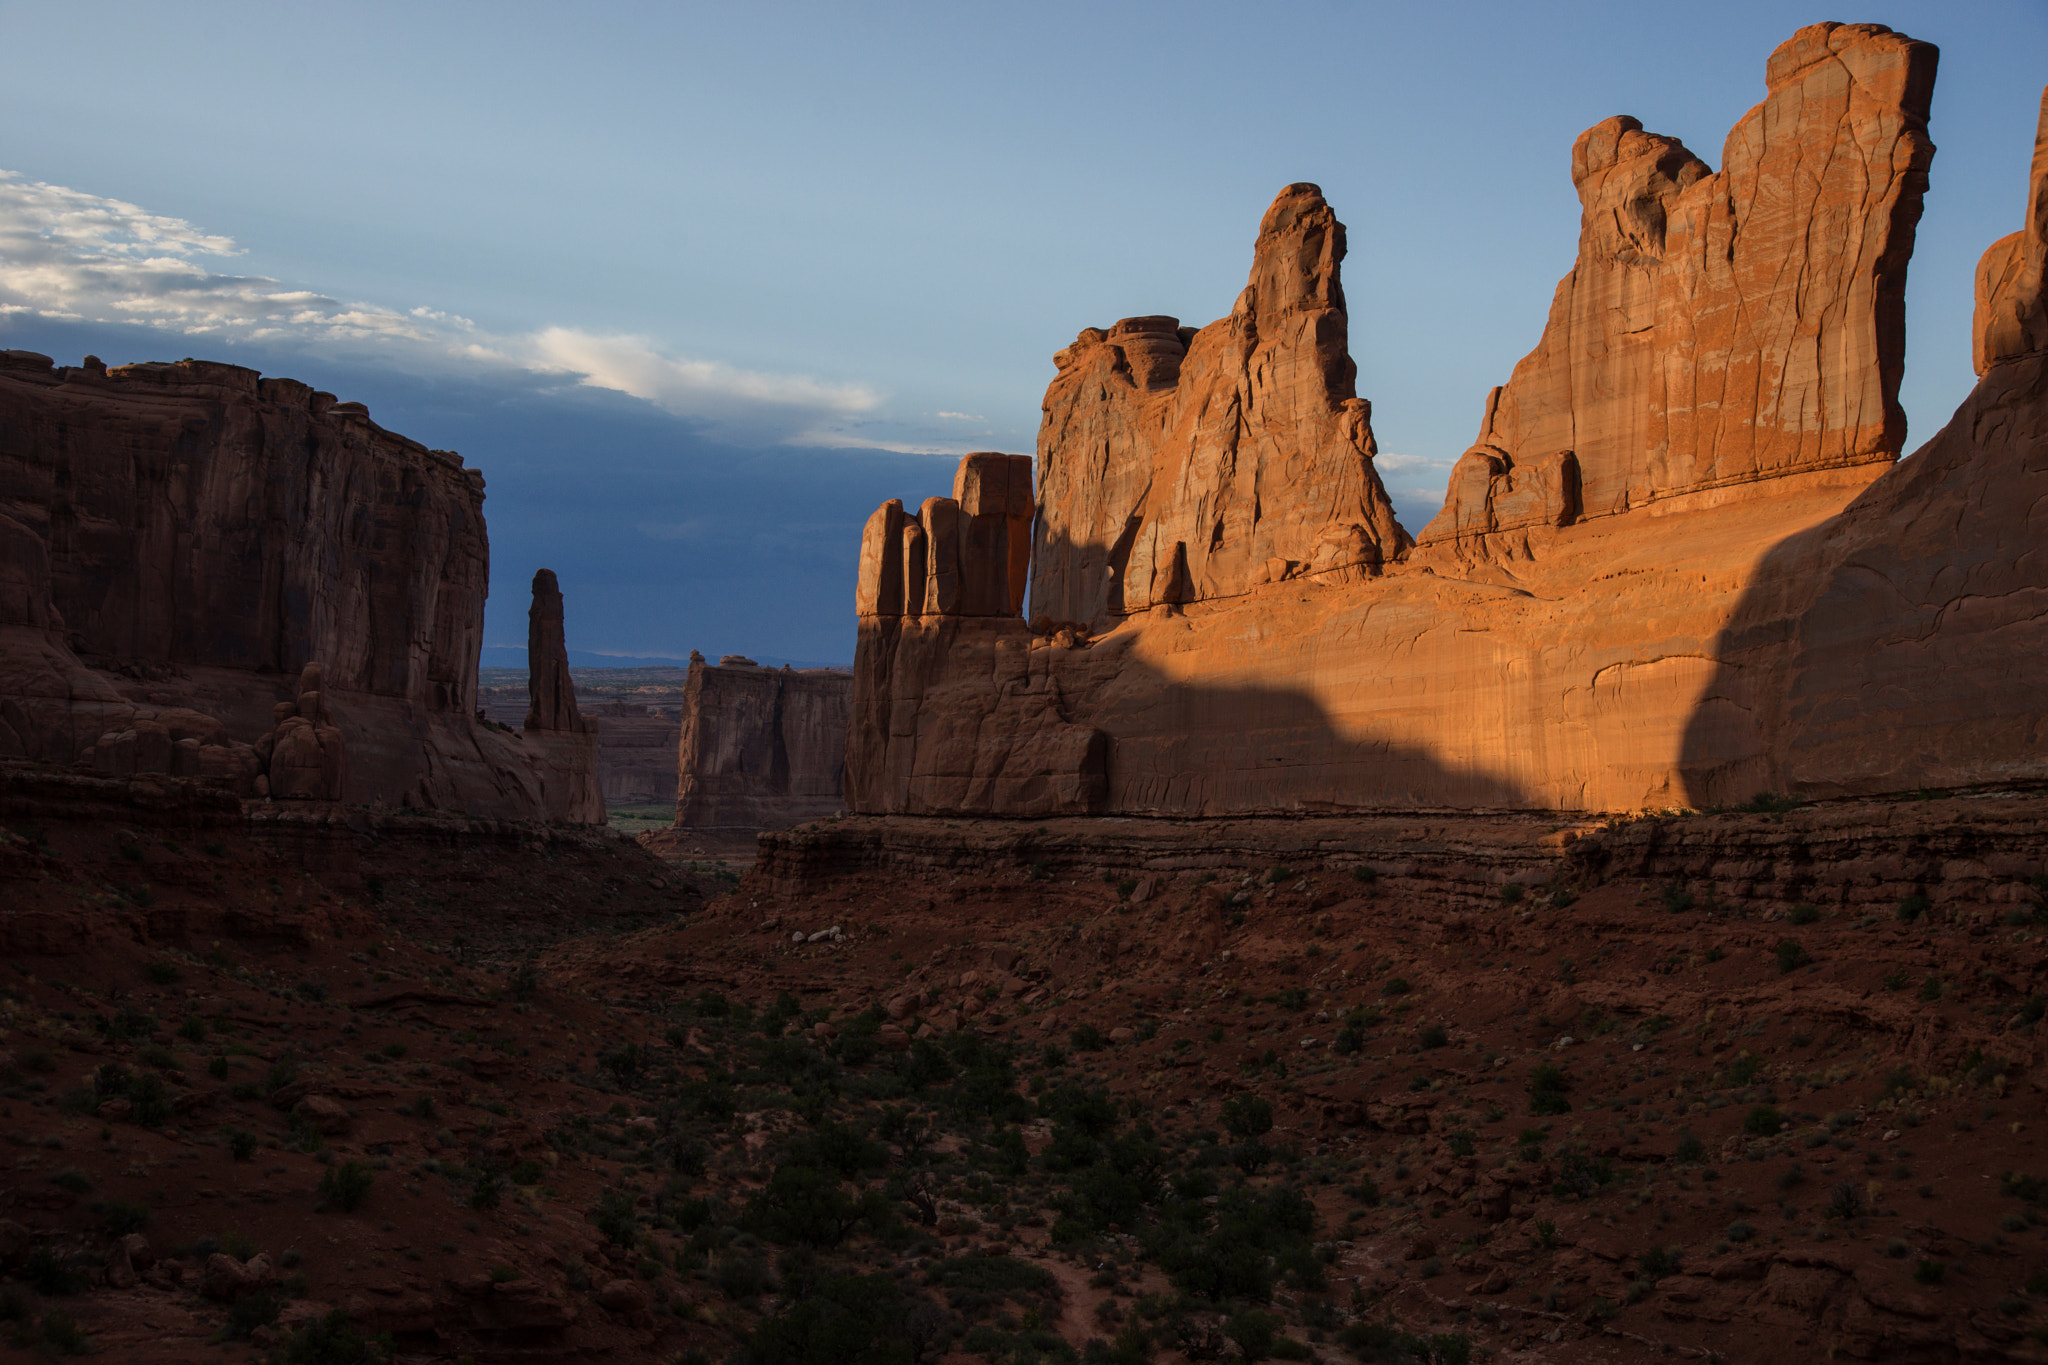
0,168,944,450
934,410,985,421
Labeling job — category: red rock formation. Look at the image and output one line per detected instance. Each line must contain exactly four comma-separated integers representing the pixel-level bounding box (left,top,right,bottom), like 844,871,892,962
524,569,585,733
255,662,347,800
844,25,2048,819
1686,84,2048,802
0,356,601,822
1975,85,2048,374
1419,23,1937,553
673,657,851,834
1030,184,1408,632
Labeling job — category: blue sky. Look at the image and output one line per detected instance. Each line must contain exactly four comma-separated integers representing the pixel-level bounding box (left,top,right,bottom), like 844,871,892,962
1,1,2040,664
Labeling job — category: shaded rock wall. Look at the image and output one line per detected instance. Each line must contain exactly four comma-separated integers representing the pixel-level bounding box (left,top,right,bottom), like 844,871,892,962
0,355,601,822
674,658,851,833
846,27,2048,819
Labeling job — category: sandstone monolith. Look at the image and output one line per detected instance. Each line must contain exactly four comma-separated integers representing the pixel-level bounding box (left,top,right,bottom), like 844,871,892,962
525,569,583,733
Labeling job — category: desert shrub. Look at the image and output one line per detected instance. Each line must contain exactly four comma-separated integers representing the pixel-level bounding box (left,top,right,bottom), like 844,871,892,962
1221,1094,1274,1140
740,1271,911,1365
1071,1024,1106,1052
96,1196,149,1235
217,1289,282,1341
145,959,181,985
1897,894,1931,923
272,1309,392,1364
316,1160,374,1212
1787,903,1820,925
591,1186,638,1246
1529,1063,1572,1116
1637,1245,1682,1279
1825,1181,1865,1220
1914,1258,1946,1285
1744,1105,1784,1136
712,1251,775,1301
1675,1130,1706,1164
1498,884,1524,906
1774,939,1811,973
1661,884,1695,913
1418,1023,1449,1050
1551,1150,1614,1198
743,1163,889,1248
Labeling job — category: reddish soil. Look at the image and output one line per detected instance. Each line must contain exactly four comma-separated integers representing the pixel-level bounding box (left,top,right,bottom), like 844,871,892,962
4,768,2047,1363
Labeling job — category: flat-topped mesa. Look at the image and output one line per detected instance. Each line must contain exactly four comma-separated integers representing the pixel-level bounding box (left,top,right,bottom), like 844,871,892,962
1029,183,1407,633
0,354,603,821
1975,85,2048,373
1419,22,1937,554
524,569,587,732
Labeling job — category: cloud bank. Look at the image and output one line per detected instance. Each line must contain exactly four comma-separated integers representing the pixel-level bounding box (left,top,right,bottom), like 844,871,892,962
0,169,937,451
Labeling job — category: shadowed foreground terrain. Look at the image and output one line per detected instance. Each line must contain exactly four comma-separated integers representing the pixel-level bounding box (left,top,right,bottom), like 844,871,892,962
5,763,2048,1362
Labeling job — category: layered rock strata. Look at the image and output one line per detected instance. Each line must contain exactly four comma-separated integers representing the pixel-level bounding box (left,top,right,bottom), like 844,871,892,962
672,657,851,834
0,356,601,822
755,794,2048,924
847,26,2048,818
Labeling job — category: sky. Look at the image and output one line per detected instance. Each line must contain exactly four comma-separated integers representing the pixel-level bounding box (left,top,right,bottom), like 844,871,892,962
0,1,2040,665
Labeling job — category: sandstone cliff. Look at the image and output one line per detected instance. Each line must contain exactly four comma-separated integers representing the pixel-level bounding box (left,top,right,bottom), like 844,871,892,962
0,356,601,822
673,657,851,833
846,27,2048,819
1028,184,1407,632
1417,22,1936,554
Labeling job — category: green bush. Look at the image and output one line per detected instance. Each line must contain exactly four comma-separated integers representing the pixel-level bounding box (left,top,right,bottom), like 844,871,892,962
145,960,182,985
1637,1245,1682,1279
1529,1062,1572,1116
97,1196,149,1235
1221,1094,1274,1140
1774,939,1811,973
272,1309,392,1364
1744,1105,1785,1137
316,1160,375,1212
1787,903,1820,925
740,1271,909,1364
217,1289,282,1341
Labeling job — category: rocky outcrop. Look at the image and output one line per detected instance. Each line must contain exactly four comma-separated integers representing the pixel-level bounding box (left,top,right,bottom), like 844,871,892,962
0,356,601,822
254,663,346,800
846,27,2048,819
672,658,851,834
1029,183,1409,631
1975,84,2048,373
1417,23,1936,553
523,570,583,734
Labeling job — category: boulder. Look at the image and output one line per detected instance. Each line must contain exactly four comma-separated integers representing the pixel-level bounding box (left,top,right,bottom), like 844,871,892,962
291,1094,351,1135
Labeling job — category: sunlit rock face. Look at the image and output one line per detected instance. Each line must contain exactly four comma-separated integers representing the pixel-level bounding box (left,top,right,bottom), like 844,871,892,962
846,28,2048,818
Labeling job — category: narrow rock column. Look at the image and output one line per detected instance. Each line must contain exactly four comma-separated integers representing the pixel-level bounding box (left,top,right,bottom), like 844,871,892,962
524,569,583,732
